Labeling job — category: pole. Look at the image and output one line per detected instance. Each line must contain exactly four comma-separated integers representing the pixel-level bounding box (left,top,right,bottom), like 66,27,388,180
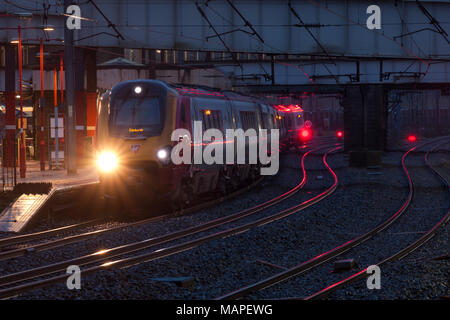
54,68,59,169
64,0,77,174
271,55,275,85
60,53,64,104
4,45,16,183
74,47,85,164
39,38,45,171
85,49,97,144
18,26,26,178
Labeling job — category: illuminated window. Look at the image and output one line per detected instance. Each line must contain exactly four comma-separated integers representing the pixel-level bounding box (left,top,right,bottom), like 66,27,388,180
239,111,257,131
201,109,223,132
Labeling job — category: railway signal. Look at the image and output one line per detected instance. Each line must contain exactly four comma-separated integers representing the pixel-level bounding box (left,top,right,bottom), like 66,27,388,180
299,128,311,141
407,135,417,143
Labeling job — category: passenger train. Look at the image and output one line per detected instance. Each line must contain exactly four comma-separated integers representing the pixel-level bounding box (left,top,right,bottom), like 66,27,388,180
95,80,309,214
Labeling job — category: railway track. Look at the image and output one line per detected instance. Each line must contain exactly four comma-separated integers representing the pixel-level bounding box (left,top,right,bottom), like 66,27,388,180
305,137,450,299
0,219,102,250
0,162,269,261
0,138,330,258
0,144,340,299
216,136,449,300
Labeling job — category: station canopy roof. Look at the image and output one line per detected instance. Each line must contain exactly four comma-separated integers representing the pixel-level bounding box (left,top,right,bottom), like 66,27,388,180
97,57,145,68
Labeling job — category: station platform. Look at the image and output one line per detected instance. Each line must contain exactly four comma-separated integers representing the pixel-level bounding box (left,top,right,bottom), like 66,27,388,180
0,161,99,233
15,160,99,190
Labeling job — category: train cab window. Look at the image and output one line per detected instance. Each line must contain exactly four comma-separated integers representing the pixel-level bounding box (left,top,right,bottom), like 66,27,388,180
108,83,166,138
239,111,257,131
109,96,163,137
285,115,293,129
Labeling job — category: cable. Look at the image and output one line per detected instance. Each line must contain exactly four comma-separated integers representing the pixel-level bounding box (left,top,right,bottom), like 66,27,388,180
395,2,427,58
305,0,430,69
4,0,42,12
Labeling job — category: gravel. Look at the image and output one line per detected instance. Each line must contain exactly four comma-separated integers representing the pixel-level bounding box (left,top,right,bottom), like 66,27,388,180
2,139,448,300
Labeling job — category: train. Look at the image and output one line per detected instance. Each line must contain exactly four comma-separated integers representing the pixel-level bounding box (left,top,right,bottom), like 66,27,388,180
95,80,309,214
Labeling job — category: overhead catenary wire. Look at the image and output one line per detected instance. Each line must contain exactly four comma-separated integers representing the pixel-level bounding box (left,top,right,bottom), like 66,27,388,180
288,1,338,83
195,1,243,72
7,0,448,85
305,0,431,71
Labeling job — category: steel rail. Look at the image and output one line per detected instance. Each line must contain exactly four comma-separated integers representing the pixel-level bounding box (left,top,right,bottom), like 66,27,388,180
0,153,275,261
0,145,339,299
0,219,102,249
305,138,450,300
216,142,426,300
0,141,336,261
0,140,330,261
0,144,326,282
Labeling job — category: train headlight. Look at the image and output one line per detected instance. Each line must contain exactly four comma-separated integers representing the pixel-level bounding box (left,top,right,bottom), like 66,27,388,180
156,147,171,165
97,151,118,172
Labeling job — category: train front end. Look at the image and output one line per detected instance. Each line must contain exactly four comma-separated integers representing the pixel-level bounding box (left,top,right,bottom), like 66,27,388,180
274,104,309,148
96,80,178,209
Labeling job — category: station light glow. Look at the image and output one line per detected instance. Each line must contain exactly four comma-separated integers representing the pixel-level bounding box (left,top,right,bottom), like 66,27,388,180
134,86,142,94
97,151,119,172
337,131,343,138
42,25,55,32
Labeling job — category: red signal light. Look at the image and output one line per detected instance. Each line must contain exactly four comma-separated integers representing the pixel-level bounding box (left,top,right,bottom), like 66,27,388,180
299,129,311,141
336,131,343,138
407,135,417,142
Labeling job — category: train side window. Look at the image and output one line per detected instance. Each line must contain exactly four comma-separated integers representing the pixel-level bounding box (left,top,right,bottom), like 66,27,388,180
239,111,257,131
265,113,272,129
201,109,223,132
214,111,223,132
261,112,268,129
180,103,186,124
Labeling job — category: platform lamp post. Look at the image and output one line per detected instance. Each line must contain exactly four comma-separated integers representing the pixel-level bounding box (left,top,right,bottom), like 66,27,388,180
13,38,63,171
54,67,60,169
60,53,64,105
5,24,56,177
64,0,77,174
39,38,45,171
17,25,26,178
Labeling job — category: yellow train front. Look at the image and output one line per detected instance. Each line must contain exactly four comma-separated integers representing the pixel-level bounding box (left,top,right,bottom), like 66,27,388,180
95,80,282,215
96,80,181,211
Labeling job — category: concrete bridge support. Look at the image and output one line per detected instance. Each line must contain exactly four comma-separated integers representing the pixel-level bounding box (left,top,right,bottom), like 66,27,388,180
344,85,387,167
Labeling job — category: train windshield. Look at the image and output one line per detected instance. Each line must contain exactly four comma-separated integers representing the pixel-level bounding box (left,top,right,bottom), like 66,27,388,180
109,87,165,138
